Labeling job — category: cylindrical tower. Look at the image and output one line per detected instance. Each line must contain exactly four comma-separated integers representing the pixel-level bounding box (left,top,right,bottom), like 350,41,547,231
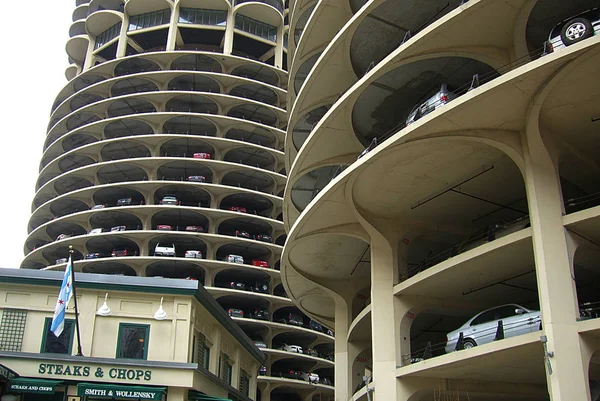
24,1,334,400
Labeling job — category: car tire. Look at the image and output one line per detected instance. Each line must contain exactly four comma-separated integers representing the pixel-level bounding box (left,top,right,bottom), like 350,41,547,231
463,338,477,349
560,18,593,46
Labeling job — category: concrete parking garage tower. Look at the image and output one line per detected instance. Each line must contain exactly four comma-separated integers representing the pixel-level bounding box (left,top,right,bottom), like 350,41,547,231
24,1,334,401
284,0,600,400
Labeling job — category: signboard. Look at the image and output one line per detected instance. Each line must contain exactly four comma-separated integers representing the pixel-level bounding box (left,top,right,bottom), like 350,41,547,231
37,363,152,381
8,378,62,394
77,383,165,400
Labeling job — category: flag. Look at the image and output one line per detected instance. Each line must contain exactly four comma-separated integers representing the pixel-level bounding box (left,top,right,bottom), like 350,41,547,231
50,256,74,337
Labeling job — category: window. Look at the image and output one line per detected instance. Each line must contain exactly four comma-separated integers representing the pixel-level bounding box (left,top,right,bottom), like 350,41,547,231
0,309,27,352
117,323,149,359
234,14,276,42
128,10,171,31
179,8,227,26
41,317,74,354
219,353,233,385
239,370,250,396
95,22,121,49
496,305,520,319
471,310,497,326
194,332,211,369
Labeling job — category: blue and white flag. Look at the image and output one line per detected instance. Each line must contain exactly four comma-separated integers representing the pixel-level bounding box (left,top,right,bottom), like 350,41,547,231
50,256,74,337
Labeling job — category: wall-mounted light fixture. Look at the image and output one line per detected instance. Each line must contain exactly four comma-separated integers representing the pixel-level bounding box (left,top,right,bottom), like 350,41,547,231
154,297,167,320
96,293,111,316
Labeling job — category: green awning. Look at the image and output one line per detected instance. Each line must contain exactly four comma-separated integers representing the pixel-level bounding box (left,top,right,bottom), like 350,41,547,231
0,363,18,381
8,378,63,394
188,390,231,401
77,383,166,400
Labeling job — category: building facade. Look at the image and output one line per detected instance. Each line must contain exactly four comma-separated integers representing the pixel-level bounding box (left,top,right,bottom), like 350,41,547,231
22,1,334,401
0,268,263,401
283,0,600,400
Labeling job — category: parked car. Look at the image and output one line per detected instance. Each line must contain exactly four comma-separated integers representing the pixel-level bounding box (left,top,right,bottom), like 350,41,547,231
227,308,244,318
254,234,272,243
259,366,267,376
154,243,176,257
228,281,247,291
280,369,302,380
91,204,106,210
55,258,68,264
225,254,244,264
56,234,70,241
547,8,600,52
281,344,303,353
193,152,211,159
445,304,542,353
160,196,180,205
251,282,269,294
111,249,132,257
184,250,202,259
253,340,267,348
252,260,269,268
230,206,247,213
405,84,458,126
235,230,251,239
85,252,104,259
278,312,303,326
303,348,319,357
117,197,132,206
321,377,333,386
306,319,323,332
301,372,319,384
88,228,103,235
250,308,270,321
187,175,206,182
185,225,204,232
111,225,126,232
157,224,173,231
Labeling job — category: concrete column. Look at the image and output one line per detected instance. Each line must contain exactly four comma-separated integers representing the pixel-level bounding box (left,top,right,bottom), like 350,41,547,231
116,16,129,58
333,299,350,401
223,10,235,55
274,25,284,69
167,386,187,401
522,127,588,400
166,5,180,51
369,235,398,400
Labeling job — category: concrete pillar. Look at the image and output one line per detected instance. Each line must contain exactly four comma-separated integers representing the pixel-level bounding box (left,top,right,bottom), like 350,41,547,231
522,126,588,400
275,25,284,69
369,235,398,400
333,299,350,401
223,10,235,55
167,386,187,401
116,16,129,58
166,5,180,51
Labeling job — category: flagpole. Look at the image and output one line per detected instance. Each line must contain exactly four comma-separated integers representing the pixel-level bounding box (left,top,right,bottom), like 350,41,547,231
69,246,84,356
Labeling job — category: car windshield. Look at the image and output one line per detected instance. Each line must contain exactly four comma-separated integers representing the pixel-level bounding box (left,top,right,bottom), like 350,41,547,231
157,243,174,248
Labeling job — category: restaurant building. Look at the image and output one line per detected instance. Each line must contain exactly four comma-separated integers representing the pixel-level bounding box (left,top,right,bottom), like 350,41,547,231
0,268,264,401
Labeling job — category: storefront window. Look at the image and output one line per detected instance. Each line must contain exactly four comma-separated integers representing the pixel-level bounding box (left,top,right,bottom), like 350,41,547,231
41,317,74,354
117,323,149,359
179,8,227,26
128,10,171,31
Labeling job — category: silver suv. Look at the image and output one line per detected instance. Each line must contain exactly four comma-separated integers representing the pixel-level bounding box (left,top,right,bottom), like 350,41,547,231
405,84,458,126
548,8,600,52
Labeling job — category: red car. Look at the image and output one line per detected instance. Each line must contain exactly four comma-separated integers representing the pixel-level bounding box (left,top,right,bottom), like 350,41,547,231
235,230,251,239
111,249,131,257
193,153,211,159
252,260,269,268
185,225,204,232
157,225,172,231
230,206,247,213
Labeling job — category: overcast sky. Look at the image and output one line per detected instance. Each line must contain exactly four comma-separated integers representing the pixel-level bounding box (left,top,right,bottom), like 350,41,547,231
0,2,74,268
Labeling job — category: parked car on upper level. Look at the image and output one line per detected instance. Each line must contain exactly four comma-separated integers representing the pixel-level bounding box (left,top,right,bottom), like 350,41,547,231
281,344,303,353
227,308,244,318
88,228,103,235
184,250,202,259
185,225,204,232
187,175,206,182
250,282,269,294
547,8,600,52
154,243,176,257
259,366,267,376
252,260,269,268
56,234,71,241
278,312,303,326
160,196,180,205
111,249,132,257
405,84,458,126
230,206,247,213
253,340,267,348
306,319,323,332
254,234,272,243
111,225,126,232
91,204,106,210
193,152,211,159
280,369,302,380
117,197,132,206
157,224,173,231
301,372,320,384
85,252,105,259
250,308,270,321
235,230,251,239
445,304,542,353
227,281,247,291
225,254,244,264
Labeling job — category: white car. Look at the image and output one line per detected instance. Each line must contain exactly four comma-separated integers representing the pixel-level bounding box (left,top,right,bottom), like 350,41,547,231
88,228,103,235
548,8,600,52
405,84,458,126
445,304,541,353
155,243,176,257
301,372,319,384
281,344,303,354
225,254,244,264
184,250,202,259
